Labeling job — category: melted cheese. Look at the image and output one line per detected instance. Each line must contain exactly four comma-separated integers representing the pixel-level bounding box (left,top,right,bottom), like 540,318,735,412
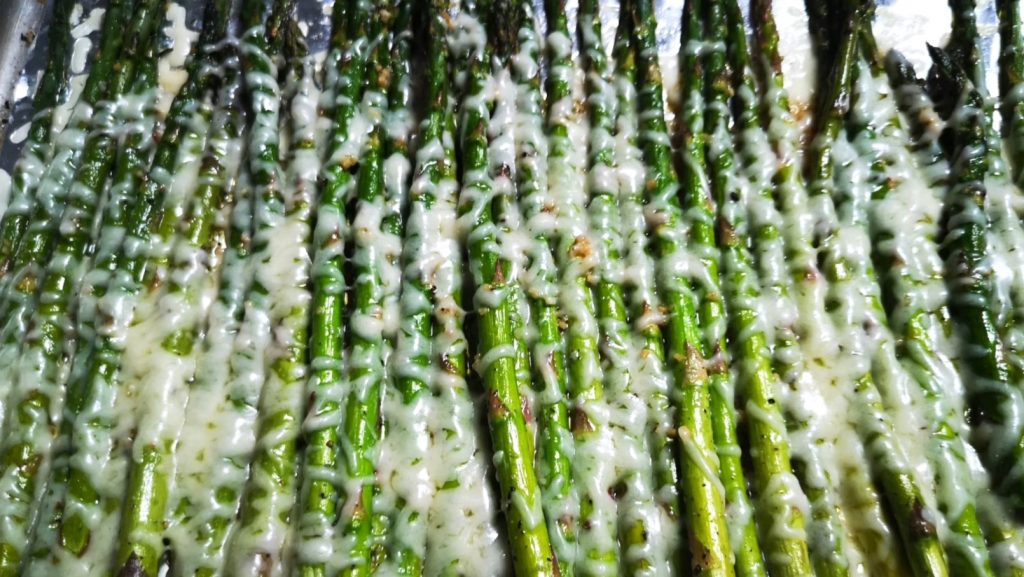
157,2,198,116
0,170,10,217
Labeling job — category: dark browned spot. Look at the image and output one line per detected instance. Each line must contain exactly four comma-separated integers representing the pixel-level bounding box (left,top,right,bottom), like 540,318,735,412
571,407,594,434
909,499,938,539
570,235,592,260
718,215,737,245
441,354,456,374
117,552,146,577
257,552,273,577
688,530,712,575
684,344,709,384
521,396,533,424
488,390,509,418
707,345,727,375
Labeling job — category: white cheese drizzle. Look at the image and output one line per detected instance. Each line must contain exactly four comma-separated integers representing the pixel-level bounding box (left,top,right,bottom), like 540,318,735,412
545,20,622,573
754,57,866,575
0,170,10,216
163,57,254,577
20,83,164,577
507,10,581,567
157,2,199,116
850,61,999,573
0,66,141,564
612,55,681,572
117,95,219,564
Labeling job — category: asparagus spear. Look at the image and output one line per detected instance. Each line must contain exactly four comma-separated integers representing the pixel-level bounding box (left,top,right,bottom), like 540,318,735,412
803,0,840,99
609,10,683,570
540,1,618,573
947,0,989,104
947,0,1007,179
578,0,667,574
0,0,133,440
945,0,1024,479
453,3,559,575
628,0,735,575
331,2,391,574
21,26,163,577
407,4,504,574
929,42,1024,522
160,1,293,574
717,1,815,575
28,2,235,574
375,1,435,574
0,0,137,314
850,29,996,577
806,8,949,576
0,0,76,278
221,3,311,574
162,49,250,576
377,2,447,573
698,3,770,576
368,0,415,568
886,48,1024,577
508,0,578,570
0,0,164,571
748,2,873,575
114,6,239,573
293,0,371,572
997,0,1024,186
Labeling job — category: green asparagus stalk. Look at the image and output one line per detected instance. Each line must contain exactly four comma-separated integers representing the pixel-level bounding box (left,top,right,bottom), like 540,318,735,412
0,0,134,438
749,1,861,575
609,11,683,569
402,4,504,573
162,0,291,573
947,0,989,102
32,2,236,574
114,7,239,574
0,0,164,571
949,0,1024,388
803,0,839,99
887,47,1024,577
806,9,949,577
508,0,578,571
377,2,447,573
717,1,815,575
221,3,311,574
368,0,414,568
21,27,163,577
221,1,307,573
997,0,1024,186
454,3,559,575
481,8,539,450
161,46,249,577
331,3,391,574
628,0,735,575
699,3,768,576
294,0,371,572
541,1,618,573
929,41,1024,521
578,0,666,574
0,0,130,281
947,0,1006,177
0,0,76,278
976,493,1024,576
374,1,434,574
0,0,136,319
114,96,220,577
850,31,996,577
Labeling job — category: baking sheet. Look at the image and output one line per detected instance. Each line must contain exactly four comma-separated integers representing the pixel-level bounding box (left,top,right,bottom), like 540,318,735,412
0,0,1012,176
